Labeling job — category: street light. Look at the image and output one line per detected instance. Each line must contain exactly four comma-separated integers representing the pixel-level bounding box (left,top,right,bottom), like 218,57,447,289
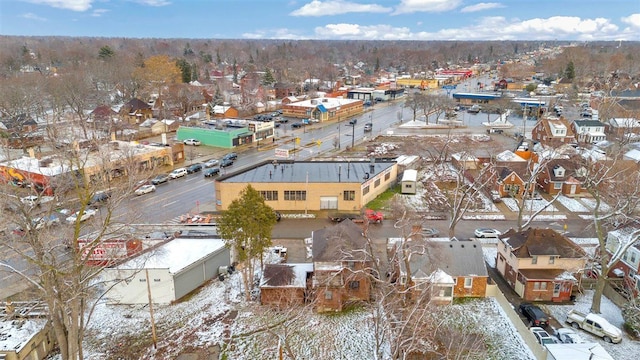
336,106,341,149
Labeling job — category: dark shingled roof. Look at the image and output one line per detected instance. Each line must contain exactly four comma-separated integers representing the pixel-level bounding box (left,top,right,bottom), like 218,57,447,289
312,220,368,262
501,227,586,258
262,264,295,286
402,240,488,279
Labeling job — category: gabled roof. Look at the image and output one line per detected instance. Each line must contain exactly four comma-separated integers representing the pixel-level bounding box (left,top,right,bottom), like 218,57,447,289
545,158,584,181
401,240,487,279
496,163,529,181
573,119,605,128
312,220,368,262
0,113,37,130
123,98,151,112
501,227,586,258
91,105,117,117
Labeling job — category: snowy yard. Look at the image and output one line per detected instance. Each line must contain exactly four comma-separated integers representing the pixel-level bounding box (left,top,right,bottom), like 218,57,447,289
502,197,558,213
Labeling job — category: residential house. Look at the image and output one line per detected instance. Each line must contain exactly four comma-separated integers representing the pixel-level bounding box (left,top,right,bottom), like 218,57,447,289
494,163,530,198
531,117,576,147
397,239,488,304
274,82,297,99
0,113,42,148
120,98,153,124
150,119,179,135
311,220,372,312
605,226,640,297
210,104,238,119
90,105,118,123
260,263,314,307
536,158,585,196
496,228,587,302
607,117,640,140
572,119,606,144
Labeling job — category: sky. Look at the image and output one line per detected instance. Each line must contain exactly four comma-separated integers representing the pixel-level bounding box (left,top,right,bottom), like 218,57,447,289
0,0,639,41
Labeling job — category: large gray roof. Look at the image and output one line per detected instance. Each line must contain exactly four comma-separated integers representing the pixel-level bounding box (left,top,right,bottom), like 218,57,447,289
402,240,488,278
219,160,395,184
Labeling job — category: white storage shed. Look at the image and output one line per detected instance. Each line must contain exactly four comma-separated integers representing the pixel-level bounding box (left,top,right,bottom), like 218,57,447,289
401,169,418,194
103,238,229,305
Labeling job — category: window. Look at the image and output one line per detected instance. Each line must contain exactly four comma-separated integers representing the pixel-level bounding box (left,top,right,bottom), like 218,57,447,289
541,282,547,290
533,282,540,290
632,252,637,263
154,279,161,282
324,290,333,300
260,190,278,201
139,278,146,282
442,287,452,297
531,256,538,264
363,185,370,195
405,184,412,189
464,277,473,288
554,182,562,190
284,190,306,201
385,172,390,181
374,179,381,188
349,281,360,289
343,190,355,201
549,255,558,264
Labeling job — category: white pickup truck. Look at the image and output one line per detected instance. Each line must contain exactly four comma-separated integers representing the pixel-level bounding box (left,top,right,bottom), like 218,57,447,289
565,309,622,343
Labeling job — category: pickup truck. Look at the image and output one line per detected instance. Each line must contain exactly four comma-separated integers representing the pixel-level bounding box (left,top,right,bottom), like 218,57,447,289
565,309,622,343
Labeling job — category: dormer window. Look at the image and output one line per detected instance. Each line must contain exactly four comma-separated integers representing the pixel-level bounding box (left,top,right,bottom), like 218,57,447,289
553,165,565,177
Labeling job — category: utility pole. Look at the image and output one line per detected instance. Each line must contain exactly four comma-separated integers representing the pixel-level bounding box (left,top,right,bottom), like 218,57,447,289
350,123,355,149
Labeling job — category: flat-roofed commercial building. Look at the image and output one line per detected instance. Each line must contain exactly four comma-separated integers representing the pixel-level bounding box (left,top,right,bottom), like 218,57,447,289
215,160,398,212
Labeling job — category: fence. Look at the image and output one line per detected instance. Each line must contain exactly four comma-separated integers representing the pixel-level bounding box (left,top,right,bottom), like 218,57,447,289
486,284,547,360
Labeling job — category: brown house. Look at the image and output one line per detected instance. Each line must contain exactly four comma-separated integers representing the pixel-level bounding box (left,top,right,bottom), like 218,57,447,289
531,117,576,147
260,263,314,308
311,220,372,312
397,239,488,304
496,228,587,302
494,164,530,198
120,98,153,124
90,105,117,123
536,158,585,196
274,82,297,99
0,114,42,149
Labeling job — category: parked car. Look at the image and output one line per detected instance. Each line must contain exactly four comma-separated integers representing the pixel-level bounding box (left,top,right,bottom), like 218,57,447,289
220,159,234,168
530,327,556,346
467,104,481,113
519,303,549,327
566,309,622,343
151,174,170,185
204,159,219,168
31,214,61,230
291,122,305,129
89,190,110,205
490,190,502,203
474,228,501,238
223,152,238,161
134,179,151,190
553,327,585,344
204,168,220,178
134,184,156,196
169,168,188,179
183,138,201,146
364,123,373,132
20,195,41,207
65,208,98,224
187,163,203,174
421,227,440,238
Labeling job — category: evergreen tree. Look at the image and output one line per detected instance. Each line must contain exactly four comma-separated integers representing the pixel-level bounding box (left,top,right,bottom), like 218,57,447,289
98,45,115,60
218,185,278,301
565,61,575,81
176,58,192,83
262,67,275,86
233,58,238,83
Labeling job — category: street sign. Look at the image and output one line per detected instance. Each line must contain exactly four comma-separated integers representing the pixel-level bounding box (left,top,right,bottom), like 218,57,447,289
442,85,457,90
274,148,290,158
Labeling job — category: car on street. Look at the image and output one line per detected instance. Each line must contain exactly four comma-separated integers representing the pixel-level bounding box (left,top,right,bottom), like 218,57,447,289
134,179,151,190
291,122,305,129
65,208,98,224
220,159,234,168
20,195,41,207
223,152,238,161
474,228,501,238
183,138,201,146
349,118,358,125
364,123,373,132
89,190,110,205
169,168,188,179
204,168,220,178
204,159,219,168
31,214,61,230
530,327,556,346
519,303,549,327
553,328,585,344
421,227,440,238
187,163,203,174
134,184,156,196
151,174,170,185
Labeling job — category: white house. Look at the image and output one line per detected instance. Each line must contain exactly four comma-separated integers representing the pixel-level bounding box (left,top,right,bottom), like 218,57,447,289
103,238,230,305
572,119,606,144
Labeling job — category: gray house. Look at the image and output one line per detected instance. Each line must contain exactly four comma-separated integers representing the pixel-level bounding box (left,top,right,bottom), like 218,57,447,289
103,238,230,305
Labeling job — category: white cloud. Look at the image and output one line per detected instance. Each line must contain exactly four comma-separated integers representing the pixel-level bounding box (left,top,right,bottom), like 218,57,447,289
21,12,47,21
135,0,171,6
393,0,462,15
460,2,504,13
243,28,307,40
91,8,109,17
621,13,640,28
26,0,92,11
290,0,391,16
307,15,631,41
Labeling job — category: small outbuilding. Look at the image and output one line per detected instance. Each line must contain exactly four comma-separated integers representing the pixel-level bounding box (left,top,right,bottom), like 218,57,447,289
401,169,418,194
103,238,230,305
260,263,314,307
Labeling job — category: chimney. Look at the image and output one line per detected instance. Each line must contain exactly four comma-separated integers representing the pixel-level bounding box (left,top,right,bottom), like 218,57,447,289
27,147,35,158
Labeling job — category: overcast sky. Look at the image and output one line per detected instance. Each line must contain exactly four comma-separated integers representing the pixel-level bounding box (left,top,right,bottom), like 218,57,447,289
1,0,639,41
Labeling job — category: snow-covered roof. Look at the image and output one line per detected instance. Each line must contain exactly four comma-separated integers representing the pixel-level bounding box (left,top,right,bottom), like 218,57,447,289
496,150,526,162
545,343,614,360
428,268,455,284
260,263,314,288
623,149,640,162
114,238,226,274
0,318,48,353
395,155,419,166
